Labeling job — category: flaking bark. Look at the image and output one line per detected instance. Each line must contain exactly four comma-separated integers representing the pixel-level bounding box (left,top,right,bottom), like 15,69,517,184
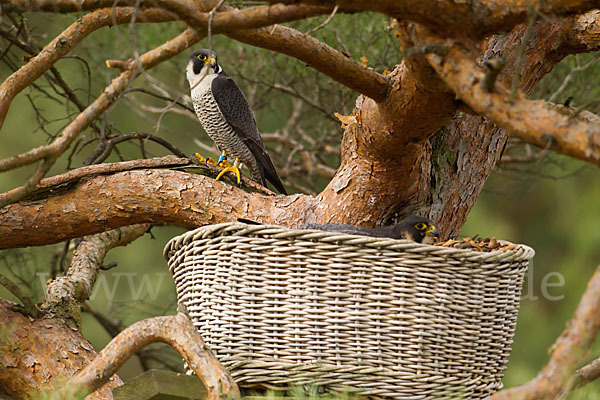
0,300,122,399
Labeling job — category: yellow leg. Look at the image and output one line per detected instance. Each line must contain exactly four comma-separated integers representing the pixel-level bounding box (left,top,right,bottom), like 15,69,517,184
217,151,230,167
216,157,242,185
193,153,218,165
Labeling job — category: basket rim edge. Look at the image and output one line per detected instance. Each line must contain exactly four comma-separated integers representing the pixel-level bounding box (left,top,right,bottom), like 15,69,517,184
162,222,535,262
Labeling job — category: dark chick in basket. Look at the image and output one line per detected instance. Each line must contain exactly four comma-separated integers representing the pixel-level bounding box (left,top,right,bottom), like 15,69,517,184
237,215,439,243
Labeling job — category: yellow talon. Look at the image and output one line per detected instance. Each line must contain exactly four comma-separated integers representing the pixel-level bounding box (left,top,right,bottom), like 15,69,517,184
193,153,218,165
216,165,242,185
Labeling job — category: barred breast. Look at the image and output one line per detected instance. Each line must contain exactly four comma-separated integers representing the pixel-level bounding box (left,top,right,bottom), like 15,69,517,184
190,78,261,181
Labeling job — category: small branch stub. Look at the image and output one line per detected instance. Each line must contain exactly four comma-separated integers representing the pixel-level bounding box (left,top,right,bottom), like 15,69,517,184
482,57,506,92
105,59,132,70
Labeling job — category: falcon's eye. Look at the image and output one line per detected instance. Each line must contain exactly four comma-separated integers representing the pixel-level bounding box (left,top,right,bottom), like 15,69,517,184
415,223,427,231
197,54,206,61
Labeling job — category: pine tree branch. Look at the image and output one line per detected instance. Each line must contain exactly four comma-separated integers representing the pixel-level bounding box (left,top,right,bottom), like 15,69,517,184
490,265,600,399
419,28,600,167
41,224,151,323
0,28,203,207
61,313,240,400
0,168,309,249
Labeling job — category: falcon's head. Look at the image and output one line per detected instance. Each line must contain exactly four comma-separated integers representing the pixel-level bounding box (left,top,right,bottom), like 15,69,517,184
186,49,222,87
394,215,440,243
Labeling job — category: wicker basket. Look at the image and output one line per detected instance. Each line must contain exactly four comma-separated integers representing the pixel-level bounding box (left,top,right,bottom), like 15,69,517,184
164,222,534,399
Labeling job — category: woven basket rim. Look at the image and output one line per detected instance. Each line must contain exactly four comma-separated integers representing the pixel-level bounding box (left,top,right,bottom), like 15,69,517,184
163,222,535,263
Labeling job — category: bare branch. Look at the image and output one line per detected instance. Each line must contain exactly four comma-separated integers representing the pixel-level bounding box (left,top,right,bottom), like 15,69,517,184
3,0,330,28
305,4,338,36
419,30,600,167
491,265,600,399
123,87,195,113
266,0,600,38
574,356,600,389
0,7,172,130
0,156,274,204
0,28,203,207
42,224,151,321
0,157,57,208
83,301,182,372
18,155,191,190
0,272,39,317
261,133,336,179
62,313,240,400
227,25,389,101
85,131,187,164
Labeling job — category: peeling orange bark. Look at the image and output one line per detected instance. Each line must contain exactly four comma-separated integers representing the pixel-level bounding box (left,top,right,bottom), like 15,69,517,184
419,28,600,167
0,169,313,249
0,300,121,399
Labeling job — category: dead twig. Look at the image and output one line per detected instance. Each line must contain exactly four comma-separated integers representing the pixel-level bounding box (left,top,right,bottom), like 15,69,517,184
85,132,187,165
573,356,600,390
306,4,338,36
0,272,39,317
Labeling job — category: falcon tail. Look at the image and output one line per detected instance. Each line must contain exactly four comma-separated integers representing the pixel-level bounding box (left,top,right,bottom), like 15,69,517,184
260,158,287,195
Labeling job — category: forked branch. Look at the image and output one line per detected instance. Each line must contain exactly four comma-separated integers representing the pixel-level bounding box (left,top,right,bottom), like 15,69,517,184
42,224,150,321
419,30,600,167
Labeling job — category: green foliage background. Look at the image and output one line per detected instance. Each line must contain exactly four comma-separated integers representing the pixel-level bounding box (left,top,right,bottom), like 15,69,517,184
0,11,599,398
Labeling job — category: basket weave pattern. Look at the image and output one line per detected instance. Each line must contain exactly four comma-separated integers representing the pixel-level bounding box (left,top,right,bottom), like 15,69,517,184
164,223,534,399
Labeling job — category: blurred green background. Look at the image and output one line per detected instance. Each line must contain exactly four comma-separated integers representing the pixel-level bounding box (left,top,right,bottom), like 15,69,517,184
1,10,599,398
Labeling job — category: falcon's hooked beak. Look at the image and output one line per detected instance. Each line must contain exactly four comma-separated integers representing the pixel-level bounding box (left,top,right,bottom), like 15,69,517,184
426,224,440,238
209,57,217,70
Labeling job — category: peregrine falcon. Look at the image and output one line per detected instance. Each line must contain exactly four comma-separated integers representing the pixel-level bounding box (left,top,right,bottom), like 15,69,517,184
238,215,440,243
186,49,287,195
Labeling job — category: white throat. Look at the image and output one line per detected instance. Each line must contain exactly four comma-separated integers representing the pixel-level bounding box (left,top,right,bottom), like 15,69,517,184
186,61,214,90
